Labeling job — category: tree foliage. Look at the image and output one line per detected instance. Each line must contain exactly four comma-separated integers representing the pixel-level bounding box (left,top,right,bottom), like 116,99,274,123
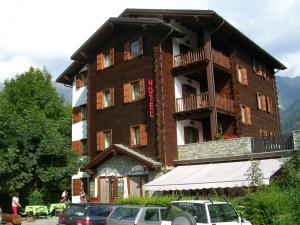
0,67,78,194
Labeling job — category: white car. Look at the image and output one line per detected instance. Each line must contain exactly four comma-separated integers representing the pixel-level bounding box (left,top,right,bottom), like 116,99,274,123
161,200,251,225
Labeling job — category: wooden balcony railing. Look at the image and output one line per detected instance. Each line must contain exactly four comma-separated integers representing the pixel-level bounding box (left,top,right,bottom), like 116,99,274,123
212,49,231,70
176,92,209,112
173,48,206,68
173,48,231,71
216,94,235,113
251,134,294,153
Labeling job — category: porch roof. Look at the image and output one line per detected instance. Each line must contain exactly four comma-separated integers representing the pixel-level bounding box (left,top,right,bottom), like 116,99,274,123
86,144,161,170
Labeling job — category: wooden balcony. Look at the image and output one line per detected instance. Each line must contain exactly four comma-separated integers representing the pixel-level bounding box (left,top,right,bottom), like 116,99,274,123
216,94,235,113
212,49,231,71
173,48,231,71
173,48,207,68
176,92,209,113
175,93,234,114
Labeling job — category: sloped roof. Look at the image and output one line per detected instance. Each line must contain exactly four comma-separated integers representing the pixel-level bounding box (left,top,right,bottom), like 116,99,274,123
86,144,161,169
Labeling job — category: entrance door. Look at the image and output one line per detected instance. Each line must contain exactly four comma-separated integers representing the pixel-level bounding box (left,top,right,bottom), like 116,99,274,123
99,177,109,203
129,176,142,197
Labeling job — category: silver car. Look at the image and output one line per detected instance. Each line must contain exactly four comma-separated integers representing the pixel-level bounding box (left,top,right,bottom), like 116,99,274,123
106,205,167,225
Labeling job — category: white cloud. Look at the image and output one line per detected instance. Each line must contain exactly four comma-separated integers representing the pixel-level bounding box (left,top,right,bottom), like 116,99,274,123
0,55,36,82
0,0,299,80
278,50,300,77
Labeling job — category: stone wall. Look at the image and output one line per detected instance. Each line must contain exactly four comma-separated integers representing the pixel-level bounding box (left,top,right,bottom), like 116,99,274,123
178,137,252,160
293,130,300,150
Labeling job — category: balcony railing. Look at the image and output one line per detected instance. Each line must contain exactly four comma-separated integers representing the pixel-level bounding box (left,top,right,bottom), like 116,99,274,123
212,49,231,70
173,48,231,71
176,92,209,112
251,134,294,153
173,48,206,68
216,94,235,113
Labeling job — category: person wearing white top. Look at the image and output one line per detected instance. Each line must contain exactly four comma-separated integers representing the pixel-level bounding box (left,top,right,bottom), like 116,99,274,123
12,193,21,215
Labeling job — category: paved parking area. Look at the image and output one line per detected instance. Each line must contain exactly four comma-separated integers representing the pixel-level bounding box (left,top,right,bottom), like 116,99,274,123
22,216,58,225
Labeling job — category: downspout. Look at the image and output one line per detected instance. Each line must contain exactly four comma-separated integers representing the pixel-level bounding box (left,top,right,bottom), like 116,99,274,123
273,66,285,134
159,28,174,171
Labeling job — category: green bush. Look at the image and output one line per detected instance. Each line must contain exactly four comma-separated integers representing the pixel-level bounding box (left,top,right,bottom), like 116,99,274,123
243,185,299,225
27,190,44,205
116,195,178,206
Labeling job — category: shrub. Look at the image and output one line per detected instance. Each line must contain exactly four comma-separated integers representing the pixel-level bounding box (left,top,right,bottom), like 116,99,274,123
27,190,44,205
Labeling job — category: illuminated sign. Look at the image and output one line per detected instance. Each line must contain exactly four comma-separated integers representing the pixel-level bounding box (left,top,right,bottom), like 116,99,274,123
148,79,154,118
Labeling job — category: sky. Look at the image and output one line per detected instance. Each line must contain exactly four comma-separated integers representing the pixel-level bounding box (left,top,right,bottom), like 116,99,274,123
0,0,299,82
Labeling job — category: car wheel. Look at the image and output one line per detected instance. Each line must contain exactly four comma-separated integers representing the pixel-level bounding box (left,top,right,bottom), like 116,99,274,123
171,212,197,225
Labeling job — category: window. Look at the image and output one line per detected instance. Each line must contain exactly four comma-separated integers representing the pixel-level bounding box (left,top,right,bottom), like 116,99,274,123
124,37,143,61
96,130,112,151
236,65,248,85
240,105,251,125
184,126,199,144
259,129,269,136
96,88,114,110
208,204,239,223
266,97,273,113
117,178,124,198
253,59,267,79
72,139,87,156
145,209,159,221
130,124,147,147
124,79,145,103
257,93,266,111
97,48,114,71
72,105,87,123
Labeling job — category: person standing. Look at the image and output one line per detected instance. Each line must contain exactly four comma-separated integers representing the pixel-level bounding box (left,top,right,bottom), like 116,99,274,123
80,190,87,203
60,190,68,203
12,193,21,215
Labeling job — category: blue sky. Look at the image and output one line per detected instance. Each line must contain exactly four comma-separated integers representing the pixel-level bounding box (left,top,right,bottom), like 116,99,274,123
0,0,299,82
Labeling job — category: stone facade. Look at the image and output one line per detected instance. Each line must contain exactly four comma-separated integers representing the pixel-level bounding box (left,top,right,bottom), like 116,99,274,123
178,137,252,160
293,130,300,150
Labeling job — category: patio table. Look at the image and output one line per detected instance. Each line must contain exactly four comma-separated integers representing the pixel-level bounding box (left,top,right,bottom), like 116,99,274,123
25,205,48,216
49,203,65,214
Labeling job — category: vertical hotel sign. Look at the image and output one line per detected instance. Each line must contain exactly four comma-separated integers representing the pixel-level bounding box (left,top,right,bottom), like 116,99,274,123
148,79,154,118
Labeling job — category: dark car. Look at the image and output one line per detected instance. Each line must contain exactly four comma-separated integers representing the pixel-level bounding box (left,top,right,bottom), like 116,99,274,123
57,203,115,225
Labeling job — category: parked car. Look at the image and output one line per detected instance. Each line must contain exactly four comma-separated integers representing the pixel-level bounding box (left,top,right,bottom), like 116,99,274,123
57,203,115,225
106,205,167,225
161,200,252,225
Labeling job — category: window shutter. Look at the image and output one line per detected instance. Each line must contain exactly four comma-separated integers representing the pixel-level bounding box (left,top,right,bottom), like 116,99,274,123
262,65,267,78
138,37,143,55
97,53,104,71
246,106,251,124
130,127,134,147
257,62,263,76
73,107,80,123
72,141,82,155
109,48,114,66
72,179,81,196
261,95,266,111
97,131,104,151
124,42,130,61
124,83,131,103
184,127,189,144
96,91,103,110
139,79,145,99
253,58,257,73
140,124,147,146
242,68,248,85
110,88,115,106
256,93,262,110
266,97,273,113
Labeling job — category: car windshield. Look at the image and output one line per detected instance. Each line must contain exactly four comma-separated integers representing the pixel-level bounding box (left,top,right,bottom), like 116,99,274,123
65,205,87,217
208,204,239,223
166,202,207,223
110,207,140,221
87,206,112,217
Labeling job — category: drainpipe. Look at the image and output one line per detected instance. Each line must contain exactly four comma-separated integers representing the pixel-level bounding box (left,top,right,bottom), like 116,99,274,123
273,66,285,134
159,28,174,171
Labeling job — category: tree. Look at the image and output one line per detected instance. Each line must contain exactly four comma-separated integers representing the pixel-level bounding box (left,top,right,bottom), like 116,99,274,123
0,67,78,194
246,160,264,188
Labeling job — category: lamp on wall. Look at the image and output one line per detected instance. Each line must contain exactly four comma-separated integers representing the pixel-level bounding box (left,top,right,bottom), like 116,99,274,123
190,120,195,126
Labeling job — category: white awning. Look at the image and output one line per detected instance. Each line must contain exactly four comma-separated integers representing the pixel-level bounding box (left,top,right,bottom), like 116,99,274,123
144,159,285,191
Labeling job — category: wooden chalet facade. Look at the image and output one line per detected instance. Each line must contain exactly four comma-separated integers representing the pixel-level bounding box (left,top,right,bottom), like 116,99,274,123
56,9,286,202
